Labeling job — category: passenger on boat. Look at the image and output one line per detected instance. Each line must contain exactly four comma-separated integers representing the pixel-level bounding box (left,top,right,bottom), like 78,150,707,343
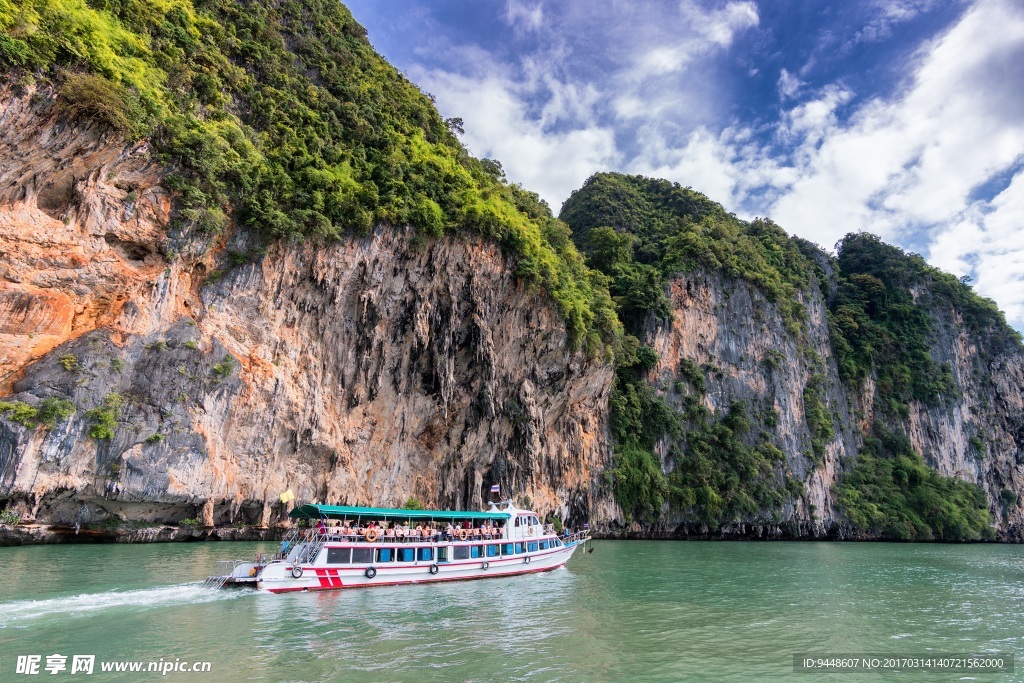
316,520,327,535
385,525,396,542
444,523,455,541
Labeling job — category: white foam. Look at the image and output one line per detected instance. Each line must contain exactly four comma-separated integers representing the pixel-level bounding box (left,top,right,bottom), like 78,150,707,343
0,583,247,628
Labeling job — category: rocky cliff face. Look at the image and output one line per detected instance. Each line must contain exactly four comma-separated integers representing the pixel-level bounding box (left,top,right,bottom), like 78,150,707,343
640,268,856,537
0,86,614,530
633,266,1024,539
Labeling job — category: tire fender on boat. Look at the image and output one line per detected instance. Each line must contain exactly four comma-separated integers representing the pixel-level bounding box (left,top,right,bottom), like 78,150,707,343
291,566,303,579
524,556,531,564
429,564,439,575
365,566,377,579
481,561,490,570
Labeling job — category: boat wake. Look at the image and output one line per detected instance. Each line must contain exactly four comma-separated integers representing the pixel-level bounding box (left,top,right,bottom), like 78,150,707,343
0,583,247,629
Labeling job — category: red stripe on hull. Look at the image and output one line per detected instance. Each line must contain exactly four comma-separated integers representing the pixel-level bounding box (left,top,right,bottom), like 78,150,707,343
264,562,566,594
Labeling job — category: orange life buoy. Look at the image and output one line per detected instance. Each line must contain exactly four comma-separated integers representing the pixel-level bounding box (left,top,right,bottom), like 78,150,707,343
458,528,469,541
365,529,378,543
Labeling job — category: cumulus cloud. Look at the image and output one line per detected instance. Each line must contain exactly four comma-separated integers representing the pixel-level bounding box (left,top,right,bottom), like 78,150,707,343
414,66,619,209
769,0,1024,259
927,169,1024,325
413,0,760,208
376,0,1024,326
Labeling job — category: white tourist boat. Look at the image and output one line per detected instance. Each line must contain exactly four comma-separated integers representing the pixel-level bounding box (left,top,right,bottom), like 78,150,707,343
205,501,589,593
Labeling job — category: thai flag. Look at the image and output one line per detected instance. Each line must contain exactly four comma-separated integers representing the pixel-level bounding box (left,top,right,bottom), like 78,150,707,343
583,523,590,529
490,484,500,494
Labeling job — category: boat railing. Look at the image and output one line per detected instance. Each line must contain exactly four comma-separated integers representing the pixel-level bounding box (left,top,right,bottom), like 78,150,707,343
203,557,263,587
286,526,572,546
303,529,513,543
563,530,591,545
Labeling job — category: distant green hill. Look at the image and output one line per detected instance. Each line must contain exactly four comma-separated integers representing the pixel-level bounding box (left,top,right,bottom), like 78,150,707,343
561,172,1017,540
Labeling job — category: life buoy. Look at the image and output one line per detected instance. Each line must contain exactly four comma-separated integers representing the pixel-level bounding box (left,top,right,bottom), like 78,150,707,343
527,526,535,536
365,529,378,543
429,564,439,575
524,556,531,564
481,561,490,570
365,567,377,579
458,529,468,541
291,566,303,579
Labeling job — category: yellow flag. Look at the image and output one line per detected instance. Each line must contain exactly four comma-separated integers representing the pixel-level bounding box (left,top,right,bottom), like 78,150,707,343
279,489,294,504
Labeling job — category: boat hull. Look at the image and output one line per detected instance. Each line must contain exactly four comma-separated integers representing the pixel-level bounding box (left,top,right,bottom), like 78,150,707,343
257,542,579,593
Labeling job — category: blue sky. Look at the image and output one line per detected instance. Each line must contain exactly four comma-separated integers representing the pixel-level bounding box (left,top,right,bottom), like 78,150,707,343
346,0,1024,328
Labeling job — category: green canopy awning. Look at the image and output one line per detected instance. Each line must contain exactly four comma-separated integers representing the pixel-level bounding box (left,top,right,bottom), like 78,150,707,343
289,504,510,522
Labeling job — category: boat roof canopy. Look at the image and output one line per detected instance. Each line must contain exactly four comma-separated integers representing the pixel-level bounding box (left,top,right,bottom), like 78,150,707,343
289,504,511,522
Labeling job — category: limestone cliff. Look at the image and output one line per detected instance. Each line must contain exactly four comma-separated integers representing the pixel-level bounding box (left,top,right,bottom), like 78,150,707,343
0,86,614,530
560,172,1024,541
636,266,1024,540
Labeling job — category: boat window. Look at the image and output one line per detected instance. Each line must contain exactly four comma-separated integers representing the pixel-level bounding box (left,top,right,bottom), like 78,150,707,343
527,542,538,552
486,544,499,557
397,547,415,562
352,547,374,564
515,543,524,554
437,547,448,563
453,546,469,560
502,543,515,555
417,547,433,562
539,541,548,550
376,548,393,563
470,545,481,559
514,517,520,527
327,548,351,564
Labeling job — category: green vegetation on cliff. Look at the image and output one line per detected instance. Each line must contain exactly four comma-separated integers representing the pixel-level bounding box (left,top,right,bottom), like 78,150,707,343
666,399,800,526
560,173,819,334
836,425,993,541
829,233,1020,414
0,0,617,348
562,173,813,524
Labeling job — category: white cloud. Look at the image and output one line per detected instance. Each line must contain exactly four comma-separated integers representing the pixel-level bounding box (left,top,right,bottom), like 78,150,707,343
929,170,1024,326
412,1,760,208
854,0,946,44
506,0,544,33
674,0,759,48
778,68,805,100
415,67,619,209
768,0,1024,256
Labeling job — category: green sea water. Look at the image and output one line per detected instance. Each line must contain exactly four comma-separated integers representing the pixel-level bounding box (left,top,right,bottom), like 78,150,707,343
1,540,1022,682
